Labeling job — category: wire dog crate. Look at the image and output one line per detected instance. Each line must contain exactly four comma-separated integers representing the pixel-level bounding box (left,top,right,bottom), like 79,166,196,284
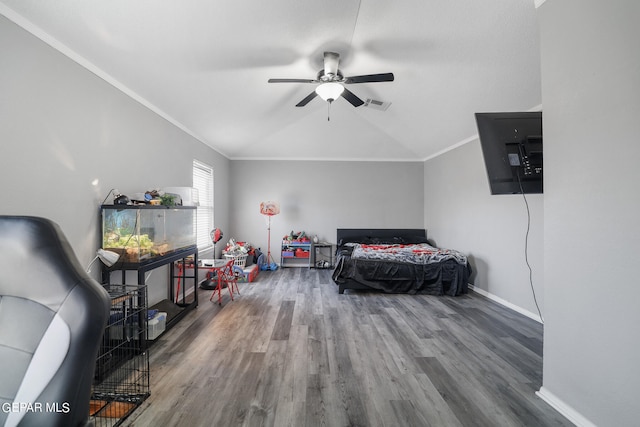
91,284,150,427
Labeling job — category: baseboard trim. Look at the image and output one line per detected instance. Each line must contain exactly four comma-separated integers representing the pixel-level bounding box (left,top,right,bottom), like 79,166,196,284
468,285,595,426
468,284,543,323
536,387,596,427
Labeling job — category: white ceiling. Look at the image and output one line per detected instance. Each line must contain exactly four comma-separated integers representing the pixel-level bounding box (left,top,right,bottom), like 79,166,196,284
0,0,542,161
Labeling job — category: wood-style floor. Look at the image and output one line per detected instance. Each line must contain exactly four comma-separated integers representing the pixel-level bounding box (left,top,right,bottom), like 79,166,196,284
120,267,571,427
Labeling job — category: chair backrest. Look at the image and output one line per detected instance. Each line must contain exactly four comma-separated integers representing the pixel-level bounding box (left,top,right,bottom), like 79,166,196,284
220,258,235,278
0,216,110,427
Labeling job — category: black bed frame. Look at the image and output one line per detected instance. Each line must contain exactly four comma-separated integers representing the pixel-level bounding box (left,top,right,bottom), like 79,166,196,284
334,228,427,294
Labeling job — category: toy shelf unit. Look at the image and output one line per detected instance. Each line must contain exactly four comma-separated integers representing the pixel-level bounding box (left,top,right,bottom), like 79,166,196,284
281,241,311,268
91,284,150,427
313,243,334,269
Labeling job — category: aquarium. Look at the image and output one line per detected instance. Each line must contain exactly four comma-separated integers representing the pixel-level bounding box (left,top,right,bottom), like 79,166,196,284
101,205,196,264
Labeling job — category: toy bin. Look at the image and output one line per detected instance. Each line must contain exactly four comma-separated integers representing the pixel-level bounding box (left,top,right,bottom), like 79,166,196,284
224,253,248,269
238,264,259,283
147,312,167,340
295,248,310,258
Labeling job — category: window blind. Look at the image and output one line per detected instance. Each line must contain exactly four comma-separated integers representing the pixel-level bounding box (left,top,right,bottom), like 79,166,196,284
192,160,214,250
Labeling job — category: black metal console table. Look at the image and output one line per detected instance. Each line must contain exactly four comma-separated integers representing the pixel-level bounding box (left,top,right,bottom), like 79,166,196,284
101,245,198,333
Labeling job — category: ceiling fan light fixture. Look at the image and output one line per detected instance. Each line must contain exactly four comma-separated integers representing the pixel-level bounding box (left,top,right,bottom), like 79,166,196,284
315,82,344,102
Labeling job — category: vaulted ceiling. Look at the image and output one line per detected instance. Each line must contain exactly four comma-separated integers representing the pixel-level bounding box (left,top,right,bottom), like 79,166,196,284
0,0,542,161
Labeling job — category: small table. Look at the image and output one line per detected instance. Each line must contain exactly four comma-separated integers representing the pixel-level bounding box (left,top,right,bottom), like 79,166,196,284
198,259,227,290
313,243,334,269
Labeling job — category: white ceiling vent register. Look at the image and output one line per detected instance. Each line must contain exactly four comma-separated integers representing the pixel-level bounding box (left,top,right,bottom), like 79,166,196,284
363,98,391,111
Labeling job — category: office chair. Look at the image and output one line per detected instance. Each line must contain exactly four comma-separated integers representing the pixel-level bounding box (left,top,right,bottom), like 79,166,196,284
0,216,110,427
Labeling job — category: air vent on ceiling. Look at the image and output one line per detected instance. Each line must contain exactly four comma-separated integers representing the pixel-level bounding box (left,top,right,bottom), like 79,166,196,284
363,98,391,111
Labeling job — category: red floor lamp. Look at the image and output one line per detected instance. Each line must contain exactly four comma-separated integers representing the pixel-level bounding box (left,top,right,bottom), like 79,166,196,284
260,201,280,270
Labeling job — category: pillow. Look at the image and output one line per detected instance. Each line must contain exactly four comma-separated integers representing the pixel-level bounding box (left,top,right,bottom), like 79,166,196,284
338,235,374,246
402,235,431,244
368,236,405,245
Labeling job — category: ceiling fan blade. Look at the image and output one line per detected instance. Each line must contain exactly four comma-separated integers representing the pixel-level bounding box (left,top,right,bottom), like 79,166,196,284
295,91,318,107
268,78,317,83
324,52,340,77
341,88,364,107
345,73,395,84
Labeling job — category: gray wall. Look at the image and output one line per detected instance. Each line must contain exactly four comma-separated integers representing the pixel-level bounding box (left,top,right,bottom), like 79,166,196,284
0,16,230,304
228,160,425,263
538,1,640,426
6,3,640,424
424,140,544,319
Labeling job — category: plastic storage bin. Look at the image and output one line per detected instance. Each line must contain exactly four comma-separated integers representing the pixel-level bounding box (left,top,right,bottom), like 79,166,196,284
238,264,259,283
109,311,166,341
295,248,310,258
101,205,196,264
147,312,167,340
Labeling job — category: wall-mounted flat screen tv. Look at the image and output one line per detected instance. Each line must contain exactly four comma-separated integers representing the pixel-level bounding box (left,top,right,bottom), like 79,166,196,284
475,111,543,195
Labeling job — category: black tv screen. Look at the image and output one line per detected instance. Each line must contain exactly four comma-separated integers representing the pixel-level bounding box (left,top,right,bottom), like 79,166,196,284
475,112,543,195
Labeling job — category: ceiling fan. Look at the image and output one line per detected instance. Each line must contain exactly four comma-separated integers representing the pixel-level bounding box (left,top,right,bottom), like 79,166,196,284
268,51,394,108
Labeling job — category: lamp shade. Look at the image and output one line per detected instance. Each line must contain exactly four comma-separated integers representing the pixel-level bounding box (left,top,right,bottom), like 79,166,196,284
260,201,280,216
97,249,120,267
315,82,344,102
87,248,121,272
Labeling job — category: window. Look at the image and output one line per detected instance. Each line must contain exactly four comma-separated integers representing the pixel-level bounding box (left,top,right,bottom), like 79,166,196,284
192,160,214,250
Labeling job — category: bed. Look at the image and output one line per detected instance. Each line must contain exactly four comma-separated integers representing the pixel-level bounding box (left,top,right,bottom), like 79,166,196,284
331,228,471,295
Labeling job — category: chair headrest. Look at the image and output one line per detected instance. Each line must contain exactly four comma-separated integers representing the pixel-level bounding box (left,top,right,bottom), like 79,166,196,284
0,216,92,311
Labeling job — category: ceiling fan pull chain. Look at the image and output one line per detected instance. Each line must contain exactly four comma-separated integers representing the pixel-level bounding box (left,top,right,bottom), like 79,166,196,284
327,101,331,121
